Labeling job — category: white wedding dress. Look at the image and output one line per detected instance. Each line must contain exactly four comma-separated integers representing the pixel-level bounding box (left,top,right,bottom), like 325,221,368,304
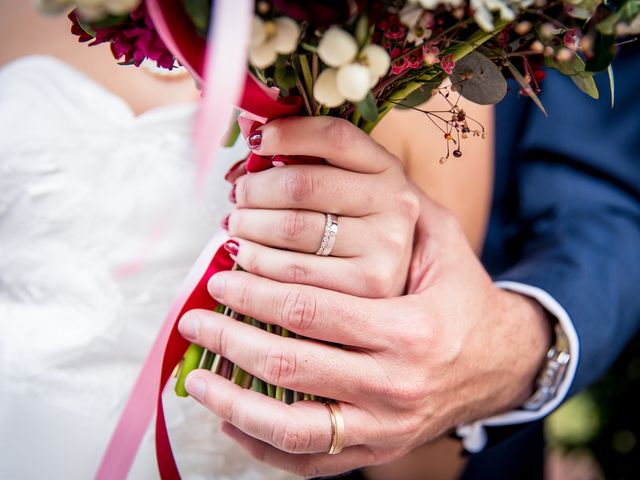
0,56,295,480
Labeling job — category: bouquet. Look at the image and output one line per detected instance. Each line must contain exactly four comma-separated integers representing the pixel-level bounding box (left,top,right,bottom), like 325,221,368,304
38,0,638,405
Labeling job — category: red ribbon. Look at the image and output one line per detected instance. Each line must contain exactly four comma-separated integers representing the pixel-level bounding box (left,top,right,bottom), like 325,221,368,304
96,2,308,479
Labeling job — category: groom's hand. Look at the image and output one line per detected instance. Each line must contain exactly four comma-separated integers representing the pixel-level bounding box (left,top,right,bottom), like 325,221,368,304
177,117,552,476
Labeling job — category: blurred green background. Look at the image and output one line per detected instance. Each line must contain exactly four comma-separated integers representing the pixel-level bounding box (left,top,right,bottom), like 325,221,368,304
546,334,640,479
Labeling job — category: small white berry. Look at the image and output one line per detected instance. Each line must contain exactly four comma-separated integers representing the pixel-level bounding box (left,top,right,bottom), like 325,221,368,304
318,27,358,68
361,44,390,79
313,68,346,108
273,17,300,54
336,63,370,102
249,40,278,69
250,15,267,48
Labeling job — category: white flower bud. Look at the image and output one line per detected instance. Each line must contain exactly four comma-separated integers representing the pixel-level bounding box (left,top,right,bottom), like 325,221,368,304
273,17,300,54
318,27,358,68
249,41,277,69
250,15,267,48
336,63,370,102
313,68,345,108
361,44,390,79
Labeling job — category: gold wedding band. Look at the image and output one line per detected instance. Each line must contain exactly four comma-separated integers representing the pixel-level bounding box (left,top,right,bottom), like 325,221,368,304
324,401,345,455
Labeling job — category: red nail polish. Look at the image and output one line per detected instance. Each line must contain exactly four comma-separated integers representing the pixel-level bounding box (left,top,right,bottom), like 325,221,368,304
229,184,236,203
224,159,246,183
248,131,262,149
223,240,239,256
221,214,230,231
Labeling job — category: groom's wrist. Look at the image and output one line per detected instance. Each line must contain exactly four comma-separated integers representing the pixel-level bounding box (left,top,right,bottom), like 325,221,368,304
498,289,554,409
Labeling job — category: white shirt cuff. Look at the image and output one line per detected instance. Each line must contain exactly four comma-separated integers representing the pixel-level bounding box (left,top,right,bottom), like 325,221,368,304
456,281,580,453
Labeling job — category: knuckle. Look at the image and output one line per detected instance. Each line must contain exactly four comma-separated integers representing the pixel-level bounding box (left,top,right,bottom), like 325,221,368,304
324,117,357,151
285,262,308,284
235,177,249,206
281,209,307,240
234,280,252,315
284,170,314,203
242,248,260,275
281,289,318,332
271,422,312,454
261,346,298,386
208,321,229,356
362,269,394,298
395,189,421,223
294,461,319,478
388,379,425,406
219,395,237,424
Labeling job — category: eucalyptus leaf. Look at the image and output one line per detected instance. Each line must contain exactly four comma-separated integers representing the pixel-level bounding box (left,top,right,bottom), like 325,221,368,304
90,13,129,29
450,51,507,105
395,82,440,109
357,93,379,123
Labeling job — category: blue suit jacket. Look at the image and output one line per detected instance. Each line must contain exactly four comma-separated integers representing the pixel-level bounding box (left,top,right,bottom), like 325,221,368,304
464,45,640,478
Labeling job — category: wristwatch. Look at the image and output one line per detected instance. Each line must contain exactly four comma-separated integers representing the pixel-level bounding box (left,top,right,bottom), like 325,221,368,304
523,322,571,411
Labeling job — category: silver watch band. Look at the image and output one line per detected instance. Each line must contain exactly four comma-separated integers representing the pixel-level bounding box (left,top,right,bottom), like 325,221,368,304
523,322,571,411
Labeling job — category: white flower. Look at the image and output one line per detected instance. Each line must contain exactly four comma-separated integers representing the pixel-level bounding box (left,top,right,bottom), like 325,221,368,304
471,0,534,31
336,63,371,102
408,0,465,10
313,68,345,107
317,27,358,68
249,16,301,69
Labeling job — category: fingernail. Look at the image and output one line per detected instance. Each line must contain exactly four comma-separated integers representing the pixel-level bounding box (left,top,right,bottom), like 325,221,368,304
229,184,236,203
224,159,246,183
208,273,226,299
178,313,200,341
272,160,286,167
247,131,262,150
185,374,206,401
221,214,230,231
223,240,239,261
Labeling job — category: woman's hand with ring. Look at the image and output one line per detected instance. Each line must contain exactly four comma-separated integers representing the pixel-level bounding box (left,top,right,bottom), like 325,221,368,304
224,116,420,298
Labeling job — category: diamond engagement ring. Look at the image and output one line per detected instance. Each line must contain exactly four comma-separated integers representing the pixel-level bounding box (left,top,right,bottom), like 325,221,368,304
315,213,339,256
324,401,345,455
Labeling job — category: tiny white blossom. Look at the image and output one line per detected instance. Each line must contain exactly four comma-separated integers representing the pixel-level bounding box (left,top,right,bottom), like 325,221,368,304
313,68,346,107
318,27,358,68
472,0,534,31
272,17,300,54
250,16,267,47
408,0,465,10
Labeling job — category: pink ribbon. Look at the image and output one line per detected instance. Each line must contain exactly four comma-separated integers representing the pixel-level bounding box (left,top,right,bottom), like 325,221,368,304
95,1,303,478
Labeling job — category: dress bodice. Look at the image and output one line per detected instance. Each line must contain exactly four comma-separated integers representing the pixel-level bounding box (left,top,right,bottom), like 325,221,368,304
0,55,293,480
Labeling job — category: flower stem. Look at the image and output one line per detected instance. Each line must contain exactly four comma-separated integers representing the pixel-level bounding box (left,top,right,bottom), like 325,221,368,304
175,343,205,397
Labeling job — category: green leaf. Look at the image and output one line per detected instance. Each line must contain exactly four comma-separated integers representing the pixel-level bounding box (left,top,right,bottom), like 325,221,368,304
597,0,640,35
357,93,379,123
585,33,616,72
571,72,599,99
183,0,211,36
608,65,615,108
355,14,370,47
505,61,548,116
545,55,599,99
394,82,440,109
76,17,96,37
544,55,586,76
90,13,129,29
274,56,297,95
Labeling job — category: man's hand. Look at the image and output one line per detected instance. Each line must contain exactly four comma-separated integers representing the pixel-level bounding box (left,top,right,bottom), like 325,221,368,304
177,188,552,477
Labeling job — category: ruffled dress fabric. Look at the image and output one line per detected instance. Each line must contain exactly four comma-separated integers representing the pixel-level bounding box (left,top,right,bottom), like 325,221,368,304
0,55,294,480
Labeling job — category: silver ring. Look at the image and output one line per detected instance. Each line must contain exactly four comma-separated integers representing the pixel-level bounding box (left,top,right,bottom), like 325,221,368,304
315,213,338,256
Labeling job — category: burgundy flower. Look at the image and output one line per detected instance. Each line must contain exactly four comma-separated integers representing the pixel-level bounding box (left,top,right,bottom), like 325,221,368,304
271,0,365,28
69,4,175,70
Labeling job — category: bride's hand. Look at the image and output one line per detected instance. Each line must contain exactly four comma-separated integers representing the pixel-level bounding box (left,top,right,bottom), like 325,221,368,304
222,116,420,298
